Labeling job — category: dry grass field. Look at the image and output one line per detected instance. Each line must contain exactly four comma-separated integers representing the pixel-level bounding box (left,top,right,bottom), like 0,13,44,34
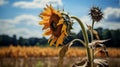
0,45,120,58
0,46,120,67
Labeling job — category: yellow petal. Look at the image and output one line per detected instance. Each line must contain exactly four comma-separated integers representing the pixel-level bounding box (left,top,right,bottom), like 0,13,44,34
56,12,62,17
50,37,57,46
56,33,65,47
52,9,61,17
48,35,53,43
43,29,52,36
61,24,68,36
42,8,51,16
46,4,50,9
50,4,54,12
44,22,50,26
41,7,51,16
57,19,64,26
52,9,58,14
41,12,51,16
40,15,50,20
39,20,48,25
42,24,49,30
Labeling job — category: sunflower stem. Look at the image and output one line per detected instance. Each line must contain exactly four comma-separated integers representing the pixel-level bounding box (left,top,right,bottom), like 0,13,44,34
91,20,94,41
71,16,92,67
91,20,95,67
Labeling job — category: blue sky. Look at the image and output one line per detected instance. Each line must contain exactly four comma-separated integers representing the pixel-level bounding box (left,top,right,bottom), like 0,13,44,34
0,0,120,38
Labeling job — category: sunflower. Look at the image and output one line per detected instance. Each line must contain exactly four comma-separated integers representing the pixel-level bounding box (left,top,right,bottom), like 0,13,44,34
39,5,68,47
89,7,103,22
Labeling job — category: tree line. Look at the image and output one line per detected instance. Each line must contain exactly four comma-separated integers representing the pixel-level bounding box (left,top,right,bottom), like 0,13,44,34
64,27,120,47
0,27,120,47
0,35,48,46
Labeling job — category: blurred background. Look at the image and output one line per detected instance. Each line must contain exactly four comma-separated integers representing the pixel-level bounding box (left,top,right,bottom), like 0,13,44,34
0,0,120,47
0,0,120,67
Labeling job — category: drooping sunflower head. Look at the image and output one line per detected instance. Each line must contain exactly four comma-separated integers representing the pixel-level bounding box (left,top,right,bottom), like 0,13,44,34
89,7,103,22
39,5,69,47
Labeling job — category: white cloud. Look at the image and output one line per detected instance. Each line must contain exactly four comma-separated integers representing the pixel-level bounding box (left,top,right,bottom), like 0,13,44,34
71,23,81,34
103,7,120,21
0,0,9,6
0,23,15,31
4,28,42,38
0,14,43,38
0,14,40,26
15,14,40,26
13,0,63,9
102,21,120,30
103,7,120,29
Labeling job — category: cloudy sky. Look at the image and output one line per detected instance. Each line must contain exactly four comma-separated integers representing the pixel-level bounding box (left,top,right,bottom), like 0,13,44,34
0,0,120,38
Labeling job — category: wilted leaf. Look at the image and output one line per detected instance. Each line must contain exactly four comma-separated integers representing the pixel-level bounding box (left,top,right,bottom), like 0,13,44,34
89,39,110,49
58,39,85,67
86,24,100,40
94,46,109,57
93,30,100,40
59,43,70,59
94,59,108,67
92,39,110,43
72,57,88,67
58,42,71,67
72,58,109,67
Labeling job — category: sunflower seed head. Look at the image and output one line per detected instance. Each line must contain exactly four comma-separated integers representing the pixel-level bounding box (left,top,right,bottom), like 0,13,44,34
89,7,103,22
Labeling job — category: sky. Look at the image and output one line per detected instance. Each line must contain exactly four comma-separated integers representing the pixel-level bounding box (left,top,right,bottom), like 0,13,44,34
0,0,120,38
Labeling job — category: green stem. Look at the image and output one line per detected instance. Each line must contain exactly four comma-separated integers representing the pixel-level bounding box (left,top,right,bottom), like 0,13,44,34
91,20,95,67
71,17,89,47
91,20,94,41
71,16,92,67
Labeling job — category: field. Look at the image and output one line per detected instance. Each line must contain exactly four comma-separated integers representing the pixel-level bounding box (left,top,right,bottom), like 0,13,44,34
0,46,120,67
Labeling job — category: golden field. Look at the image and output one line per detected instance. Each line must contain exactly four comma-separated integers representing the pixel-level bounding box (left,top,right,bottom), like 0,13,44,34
0,45,120,58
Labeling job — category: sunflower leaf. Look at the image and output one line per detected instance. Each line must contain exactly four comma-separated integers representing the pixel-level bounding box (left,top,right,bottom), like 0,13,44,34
86,24,100,40
72,57,88,67
58,42,72,67
72,58,109,67
88,39,110,49
94,45,109,57
94,59,108,67
58,39,85,67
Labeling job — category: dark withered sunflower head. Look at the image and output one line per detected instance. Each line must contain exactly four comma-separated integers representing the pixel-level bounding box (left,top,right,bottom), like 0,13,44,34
89,7,103,22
